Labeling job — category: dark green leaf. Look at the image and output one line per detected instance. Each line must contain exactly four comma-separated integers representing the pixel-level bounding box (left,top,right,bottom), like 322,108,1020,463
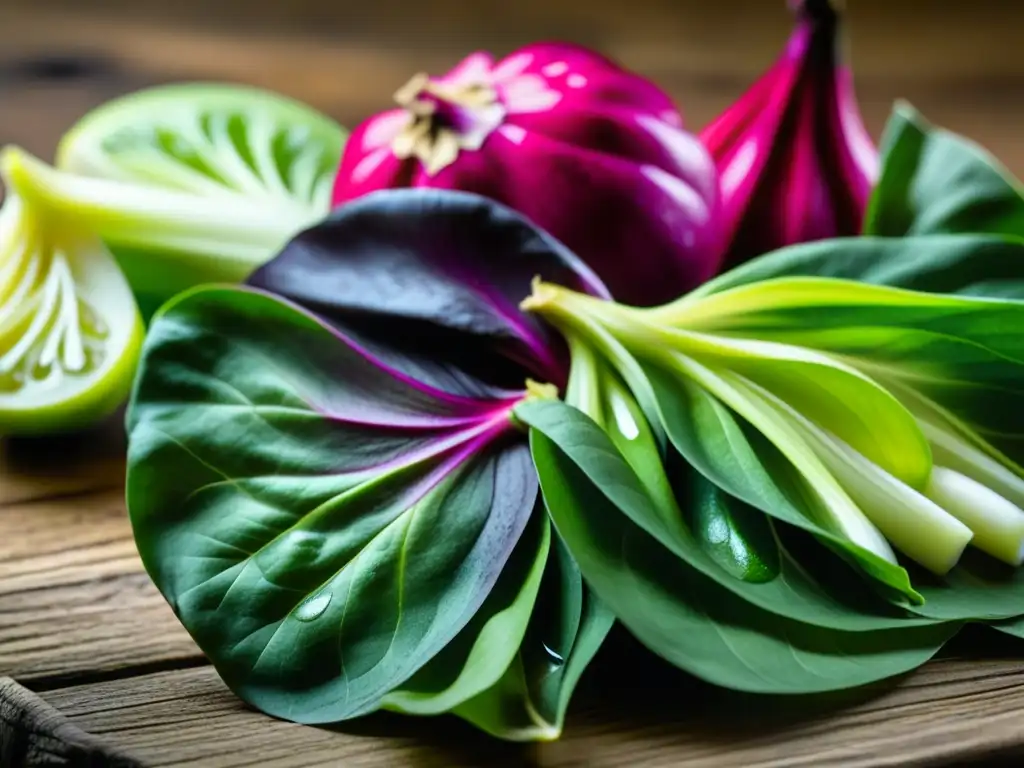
518,529,614,730
864,102,1024,239
639,369,922,603
993,616,1024,640
126,286,537,724
904,550,1024,622
452,526,613,740
381,505,550,716
516,399,933,625
691,481,778,584
688,234,1024,300
524,414,960,694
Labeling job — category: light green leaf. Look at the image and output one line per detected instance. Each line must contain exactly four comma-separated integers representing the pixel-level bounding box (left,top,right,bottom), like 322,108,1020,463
7,84,346,317
454,527,614,741
451,656,554,742
518,529,614,731
657,329,932,489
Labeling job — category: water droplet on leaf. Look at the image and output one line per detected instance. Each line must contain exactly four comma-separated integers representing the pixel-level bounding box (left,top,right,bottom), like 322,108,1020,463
295,591,332,622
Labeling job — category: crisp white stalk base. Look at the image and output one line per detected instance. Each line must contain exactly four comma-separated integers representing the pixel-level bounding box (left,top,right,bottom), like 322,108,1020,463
740,378,974,576
922,418,1024,510
925,467,1024,567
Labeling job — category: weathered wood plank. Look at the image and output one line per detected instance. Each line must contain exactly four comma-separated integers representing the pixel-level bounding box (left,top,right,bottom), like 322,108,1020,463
1,488,139,594
0,571,201,686
38,658,1024,768
0,478,201,684
43,666,525,768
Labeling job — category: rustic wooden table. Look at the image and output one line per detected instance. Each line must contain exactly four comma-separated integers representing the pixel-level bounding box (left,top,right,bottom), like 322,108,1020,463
3,1,1024,765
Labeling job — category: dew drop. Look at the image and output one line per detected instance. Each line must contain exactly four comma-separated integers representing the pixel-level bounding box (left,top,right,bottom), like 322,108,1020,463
542,643,565,667
295,591,332,622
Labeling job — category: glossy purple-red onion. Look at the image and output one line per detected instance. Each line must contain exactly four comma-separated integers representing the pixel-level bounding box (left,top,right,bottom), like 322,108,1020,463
331,42,723,307
701,0,879,267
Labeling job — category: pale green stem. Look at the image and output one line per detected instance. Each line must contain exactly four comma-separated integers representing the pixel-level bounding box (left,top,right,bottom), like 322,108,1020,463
561,329,685,533
920,417,1024,509
671,355,900,567
1,146,311,269
533,281,884,398
925,467,1024,567
735,377,973,575
522,281,986,572
523,280,897,567
522,280,665,447
563,332,602,420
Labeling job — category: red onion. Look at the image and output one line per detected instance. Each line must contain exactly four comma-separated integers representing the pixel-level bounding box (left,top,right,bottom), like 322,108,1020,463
331,42,723,306
701,0,879,268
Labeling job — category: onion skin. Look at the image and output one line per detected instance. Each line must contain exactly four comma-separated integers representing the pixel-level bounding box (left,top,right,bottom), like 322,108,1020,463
331,42,723,307
701,0,879,269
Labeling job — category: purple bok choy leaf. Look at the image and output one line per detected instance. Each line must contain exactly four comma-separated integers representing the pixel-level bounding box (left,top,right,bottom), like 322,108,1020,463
127,285,540,724
247,188,608,391
701,0,878,268
128,189,615,738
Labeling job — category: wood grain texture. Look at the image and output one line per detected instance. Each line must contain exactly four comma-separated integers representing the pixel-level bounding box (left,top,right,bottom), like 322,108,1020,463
2,1,1024,765
0,424,201,687
37,658,1024,768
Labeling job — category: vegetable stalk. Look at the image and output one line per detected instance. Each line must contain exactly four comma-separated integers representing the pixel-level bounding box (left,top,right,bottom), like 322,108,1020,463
522,277,1024,578
2,147,311,280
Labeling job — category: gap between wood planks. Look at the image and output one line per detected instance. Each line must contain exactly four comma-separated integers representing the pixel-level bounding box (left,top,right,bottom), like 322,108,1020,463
0,410,208,694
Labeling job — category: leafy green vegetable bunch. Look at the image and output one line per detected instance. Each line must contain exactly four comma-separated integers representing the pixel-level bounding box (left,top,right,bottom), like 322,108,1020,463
125,99,1024,737
3,4,1024,744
